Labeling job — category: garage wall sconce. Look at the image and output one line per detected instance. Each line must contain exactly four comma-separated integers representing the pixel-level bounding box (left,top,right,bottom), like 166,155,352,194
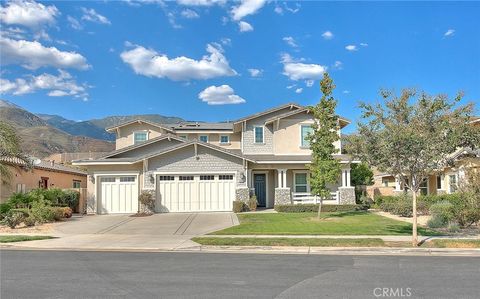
89,175,95,183
149,174,155,184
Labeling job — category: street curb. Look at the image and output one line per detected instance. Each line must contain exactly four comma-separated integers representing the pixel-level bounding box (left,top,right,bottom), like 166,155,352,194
2,244,480,256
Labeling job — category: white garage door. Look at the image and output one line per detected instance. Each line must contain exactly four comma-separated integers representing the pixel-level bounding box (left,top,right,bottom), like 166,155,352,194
156,174,235,212
98,176,138,214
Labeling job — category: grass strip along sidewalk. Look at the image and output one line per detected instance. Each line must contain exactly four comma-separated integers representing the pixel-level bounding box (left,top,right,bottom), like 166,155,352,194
0,235,54,243
192,237,480,248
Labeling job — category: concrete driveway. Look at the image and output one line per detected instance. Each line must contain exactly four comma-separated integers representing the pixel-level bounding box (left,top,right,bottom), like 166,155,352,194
8,213,238,251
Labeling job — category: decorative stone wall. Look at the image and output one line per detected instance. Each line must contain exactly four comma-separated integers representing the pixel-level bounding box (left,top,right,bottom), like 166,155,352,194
235,187,250,203
143,171,155,189
86,193,96,214
274,188,292,205
339,187,356,204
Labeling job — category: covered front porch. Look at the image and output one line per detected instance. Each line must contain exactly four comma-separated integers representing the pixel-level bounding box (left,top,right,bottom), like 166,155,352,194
245,161,355,208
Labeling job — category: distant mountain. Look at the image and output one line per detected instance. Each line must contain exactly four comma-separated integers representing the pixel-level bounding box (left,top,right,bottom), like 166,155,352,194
37,114,116,141
37,113,185,141
0,99,114,158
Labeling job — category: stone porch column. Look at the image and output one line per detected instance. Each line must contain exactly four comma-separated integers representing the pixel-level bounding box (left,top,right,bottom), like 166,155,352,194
275,169,291,205
338,167,355,204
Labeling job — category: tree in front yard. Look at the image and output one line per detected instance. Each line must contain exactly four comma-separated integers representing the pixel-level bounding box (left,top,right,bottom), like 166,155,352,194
307,72,341,219
348,89,479,246
0,121,32,185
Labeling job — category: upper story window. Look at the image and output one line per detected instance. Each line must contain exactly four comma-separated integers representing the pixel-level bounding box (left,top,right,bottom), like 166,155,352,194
301,125,313,148
133,131,148,144
220,135,230,144
254,126,264,143
199,135,209,143
72,180,81,188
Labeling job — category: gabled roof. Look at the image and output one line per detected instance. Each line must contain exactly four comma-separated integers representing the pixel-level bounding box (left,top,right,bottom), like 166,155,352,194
105,119,175,133
2,157,86,175
233,103,302,124
264,107,351,128
100,134,186,159
172,122,233,131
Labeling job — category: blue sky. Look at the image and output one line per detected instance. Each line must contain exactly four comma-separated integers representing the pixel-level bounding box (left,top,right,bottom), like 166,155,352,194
1,0,479,133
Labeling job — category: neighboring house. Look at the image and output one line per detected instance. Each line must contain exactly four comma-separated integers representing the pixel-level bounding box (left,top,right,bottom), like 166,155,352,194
44,152,110,164
0,158,87,203
367,118,480,198
73,103,357,214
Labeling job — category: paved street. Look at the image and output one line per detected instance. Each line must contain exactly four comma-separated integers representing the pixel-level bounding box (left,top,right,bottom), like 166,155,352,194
1,250,479,299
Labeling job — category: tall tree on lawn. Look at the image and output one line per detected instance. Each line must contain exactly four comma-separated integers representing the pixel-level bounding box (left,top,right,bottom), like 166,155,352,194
0,121,32,185
348,89,479,246
307,72,342,219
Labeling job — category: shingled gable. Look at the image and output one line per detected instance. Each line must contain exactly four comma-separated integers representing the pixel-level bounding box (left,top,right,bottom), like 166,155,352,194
105,119,175,133
264,107,351,129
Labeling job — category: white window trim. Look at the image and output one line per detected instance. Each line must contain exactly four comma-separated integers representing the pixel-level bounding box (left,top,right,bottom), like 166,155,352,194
199,135,209,143
253,126,265,144
299,123,313,149
133,130,149,145
293,170,310,193
219,135,230,144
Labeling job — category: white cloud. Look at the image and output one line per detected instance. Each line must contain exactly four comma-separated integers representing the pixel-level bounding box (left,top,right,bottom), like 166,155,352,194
1,27,26,39
67,15,82,30
0,37,89,70
286,84,296,89
120,43,237,81
81,7,111,25
295,88,303,94
0,0,58,28
284,2,300,13
181,8,199,18
274,6,283,15
238,20,253,32
444,29,455,37
321,31,333,40
177,0,225,6
281,54,327,81
345,45,358,51
198,85,246,105
333,60,343,70
283,36,298,48
248,68,262,77
167,11,182,28
305,80,314,87
0,70,89,100
342,90,350,94
231,0,266,21
360,42,368,47
220,37,231,46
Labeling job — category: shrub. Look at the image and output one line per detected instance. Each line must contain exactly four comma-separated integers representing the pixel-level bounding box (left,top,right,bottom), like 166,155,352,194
233,201,247,213
1,211,25,229
138,190,155,213
60,190,79,210
427,215,448,228
390,199,413,217
357,196,373,211
51,207,66,221
429,201,454,223
24,217,36,227
0,202,12,218
62,207,73,219
30,199,55,223
447,222,461,233
274,204,359,213
247,196,258,211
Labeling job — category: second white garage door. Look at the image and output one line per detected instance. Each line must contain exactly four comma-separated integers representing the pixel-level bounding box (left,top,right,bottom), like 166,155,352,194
156,174,235,212
98,176,139,214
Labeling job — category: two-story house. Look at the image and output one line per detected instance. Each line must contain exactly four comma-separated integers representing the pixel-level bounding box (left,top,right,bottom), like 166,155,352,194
73,103,356,214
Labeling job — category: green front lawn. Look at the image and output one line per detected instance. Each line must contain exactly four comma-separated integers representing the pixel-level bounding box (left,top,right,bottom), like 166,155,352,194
212,211,441,236
0,235,54,243
193,237,386,247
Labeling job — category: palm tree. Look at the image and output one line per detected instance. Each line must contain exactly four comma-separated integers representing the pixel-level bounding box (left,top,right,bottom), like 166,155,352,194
0,121,32,185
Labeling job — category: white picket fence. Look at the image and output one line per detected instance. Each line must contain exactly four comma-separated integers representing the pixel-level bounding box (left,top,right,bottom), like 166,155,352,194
292,191,339,204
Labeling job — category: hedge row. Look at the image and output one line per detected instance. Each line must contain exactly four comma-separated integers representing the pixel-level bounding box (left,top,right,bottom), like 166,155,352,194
274,204,361,213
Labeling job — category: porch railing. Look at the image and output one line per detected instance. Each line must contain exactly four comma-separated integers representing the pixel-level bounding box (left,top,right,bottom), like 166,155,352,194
292,191,339,204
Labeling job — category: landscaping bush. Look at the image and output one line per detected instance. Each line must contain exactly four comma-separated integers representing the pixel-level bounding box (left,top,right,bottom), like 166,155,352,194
357,196,373,211
60,190,80,210
62,207,73,219
51,207,66,221
30,199,55,223
0,202,12,218
1,211,25,229
138,190,155,214
429,201,454,223
247,196,258,211
233,200,247,213
427,215,448,228
274,204,360,213
24,217,36,227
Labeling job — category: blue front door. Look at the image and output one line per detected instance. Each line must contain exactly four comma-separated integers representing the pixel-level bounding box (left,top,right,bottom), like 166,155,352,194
254,174,266,207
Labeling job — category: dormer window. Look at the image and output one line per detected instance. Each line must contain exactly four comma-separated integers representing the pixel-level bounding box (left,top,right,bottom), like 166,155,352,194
254,126,264,143
133,131,148,144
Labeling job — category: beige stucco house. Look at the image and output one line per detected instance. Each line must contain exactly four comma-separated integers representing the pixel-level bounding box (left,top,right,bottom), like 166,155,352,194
0,159,87,203
73,103,357,214
367,117,480,198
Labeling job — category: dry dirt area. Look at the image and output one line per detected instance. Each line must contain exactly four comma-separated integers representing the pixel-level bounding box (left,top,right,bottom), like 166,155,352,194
371,210,430,226
0,223,56,234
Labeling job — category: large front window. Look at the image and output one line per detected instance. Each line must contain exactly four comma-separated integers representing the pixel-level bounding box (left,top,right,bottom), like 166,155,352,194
254,126,264,143
301,125,313,147
134,131,148,144
294,173,308,193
